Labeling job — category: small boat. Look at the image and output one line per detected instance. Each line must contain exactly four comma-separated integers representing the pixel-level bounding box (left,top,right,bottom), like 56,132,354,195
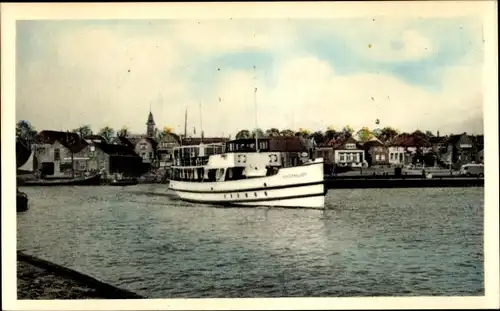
17,189,29,212
23,173,102,186
109,178,139,186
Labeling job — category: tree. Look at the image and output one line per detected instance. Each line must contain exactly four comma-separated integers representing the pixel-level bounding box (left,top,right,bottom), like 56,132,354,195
311,131,325,145
280,129,295,136
357,126,374,143
377,126,399,142
297,128,311,137
265,128,280,137
251,128,265,138
324,127,339,142
425,130,435,137
72,125,92,138
235,129,251,139
117,126,129,137
156,126,174,141
412,130,428,139
98,126,115,143
340,125,354,139
16,120,37,142
372,128,382,139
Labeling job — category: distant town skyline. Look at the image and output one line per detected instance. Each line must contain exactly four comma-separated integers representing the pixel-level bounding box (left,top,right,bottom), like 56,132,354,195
16,15,485,137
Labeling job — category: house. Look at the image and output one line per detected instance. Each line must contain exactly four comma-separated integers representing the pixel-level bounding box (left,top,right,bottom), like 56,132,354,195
114,135,158,165
444,133,477,168
362,137,389,166
388,133,431,166
134,137,158,164
157,133,181,168
72,141,143,176
428,135,449,166
316,145,334,165
331,136,365,167
33,130,88,177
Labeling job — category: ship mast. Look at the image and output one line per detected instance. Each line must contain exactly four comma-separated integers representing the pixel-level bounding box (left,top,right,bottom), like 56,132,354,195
254,64,259,153
199,100,203,144
183,108,188,145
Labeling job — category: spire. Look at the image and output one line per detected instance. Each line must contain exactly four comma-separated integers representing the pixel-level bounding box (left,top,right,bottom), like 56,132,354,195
147,110,155,125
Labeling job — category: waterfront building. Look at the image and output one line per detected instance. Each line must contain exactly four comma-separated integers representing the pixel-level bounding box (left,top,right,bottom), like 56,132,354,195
443,133,477,168
362,137,389,166
331,136,365,168
33,130,88,177
388,133,431,166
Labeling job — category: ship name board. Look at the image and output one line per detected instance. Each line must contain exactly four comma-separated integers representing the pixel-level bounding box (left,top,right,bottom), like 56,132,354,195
283,172,307,178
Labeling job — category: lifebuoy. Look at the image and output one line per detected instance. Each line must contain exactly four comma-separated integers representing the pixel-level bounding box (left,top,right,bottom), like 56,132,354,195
237,154,247,164
268,154,278,163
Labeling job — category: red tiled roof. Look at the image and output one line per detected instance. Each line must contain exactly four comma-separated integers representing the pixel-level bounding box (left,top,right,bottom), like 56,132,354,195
362,139,386,148
329,136,361,149
390,134,431,147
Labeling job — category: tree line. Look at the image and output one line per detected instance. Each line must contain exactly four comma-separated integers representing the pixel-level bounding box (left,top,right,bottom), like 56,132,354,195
16,119,443,147
15,120,178,144
235,125,412,145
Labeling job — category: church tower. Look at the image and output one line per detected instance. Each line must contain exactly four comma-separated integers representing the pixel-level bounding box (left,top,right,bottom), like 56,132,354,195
146,109,155,137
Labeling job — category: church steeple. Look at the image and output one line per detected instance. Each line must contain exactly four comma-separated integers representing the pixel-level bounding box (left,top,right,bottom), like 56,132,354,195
146,108,155,137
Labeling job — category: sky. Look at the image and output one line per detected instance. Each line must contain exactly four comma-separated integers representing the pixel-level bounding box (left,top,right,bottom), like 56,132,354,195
16,16,485,137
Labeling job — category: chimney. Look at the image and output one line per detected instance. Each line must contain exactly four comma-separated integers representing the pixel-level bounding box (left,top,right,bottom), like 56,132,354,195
437,130,440,137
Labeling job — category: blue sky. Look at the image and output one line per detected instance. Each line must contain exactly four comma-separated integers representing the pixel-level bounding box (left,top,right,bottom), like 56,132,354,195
16,16,484,136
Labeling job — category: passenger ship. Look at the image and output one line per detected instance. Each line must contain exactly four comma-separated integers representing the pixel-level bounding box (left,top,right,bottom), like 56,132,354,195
168,136,326,209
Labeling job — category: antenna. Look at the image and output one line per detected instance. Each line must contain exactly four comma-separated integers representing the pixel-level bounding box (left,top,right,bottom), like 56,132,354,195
199,100,203,144
253,64,259,153
184,108,188,140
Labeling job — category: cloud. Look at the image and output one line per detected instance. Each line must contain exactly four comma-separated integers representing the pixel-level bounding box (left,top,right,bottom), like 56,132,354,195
209,54,482,136
364,29,433,62
16,18,484,137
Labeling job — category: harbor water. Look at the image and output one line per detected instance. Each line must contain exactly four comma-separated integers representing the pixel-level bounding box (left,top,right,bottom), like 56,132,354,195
16,185,484,298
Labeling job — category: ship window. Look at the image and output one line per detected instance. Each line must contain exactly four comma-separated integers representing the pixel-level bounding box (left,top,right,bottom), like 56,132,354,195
254,192,257,197
264,191,268,196
225,167,245,181
197,168,204,181
245,193,248,197
237,193,240,198
207,169,217,182
230,194,233,198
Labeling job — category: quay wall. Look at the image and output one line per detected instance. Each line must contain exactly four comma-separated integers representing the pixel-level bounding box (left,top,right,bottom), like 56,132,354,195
324,176,484,189
17,251,144,299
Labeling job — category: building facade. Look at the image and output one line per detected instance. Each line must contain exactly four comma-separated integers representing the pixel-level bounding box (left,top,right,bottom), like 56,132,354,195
332,136,365,167
363,138,389,166
157,133,181,168
33,131,88,177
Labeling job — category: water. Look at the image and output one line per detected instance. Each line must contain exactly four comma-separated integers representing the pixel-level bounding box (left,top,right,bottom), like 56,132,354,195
16,185,484,298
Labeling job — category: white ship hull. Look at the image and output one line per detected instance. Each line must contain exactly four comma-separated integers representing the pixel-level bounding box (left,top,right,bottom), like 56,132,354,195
169,158,326,209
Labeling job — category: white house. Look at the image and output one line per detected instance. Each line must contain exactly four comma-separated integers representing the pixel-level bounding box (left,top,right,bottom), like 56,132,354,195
332,136,365,167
